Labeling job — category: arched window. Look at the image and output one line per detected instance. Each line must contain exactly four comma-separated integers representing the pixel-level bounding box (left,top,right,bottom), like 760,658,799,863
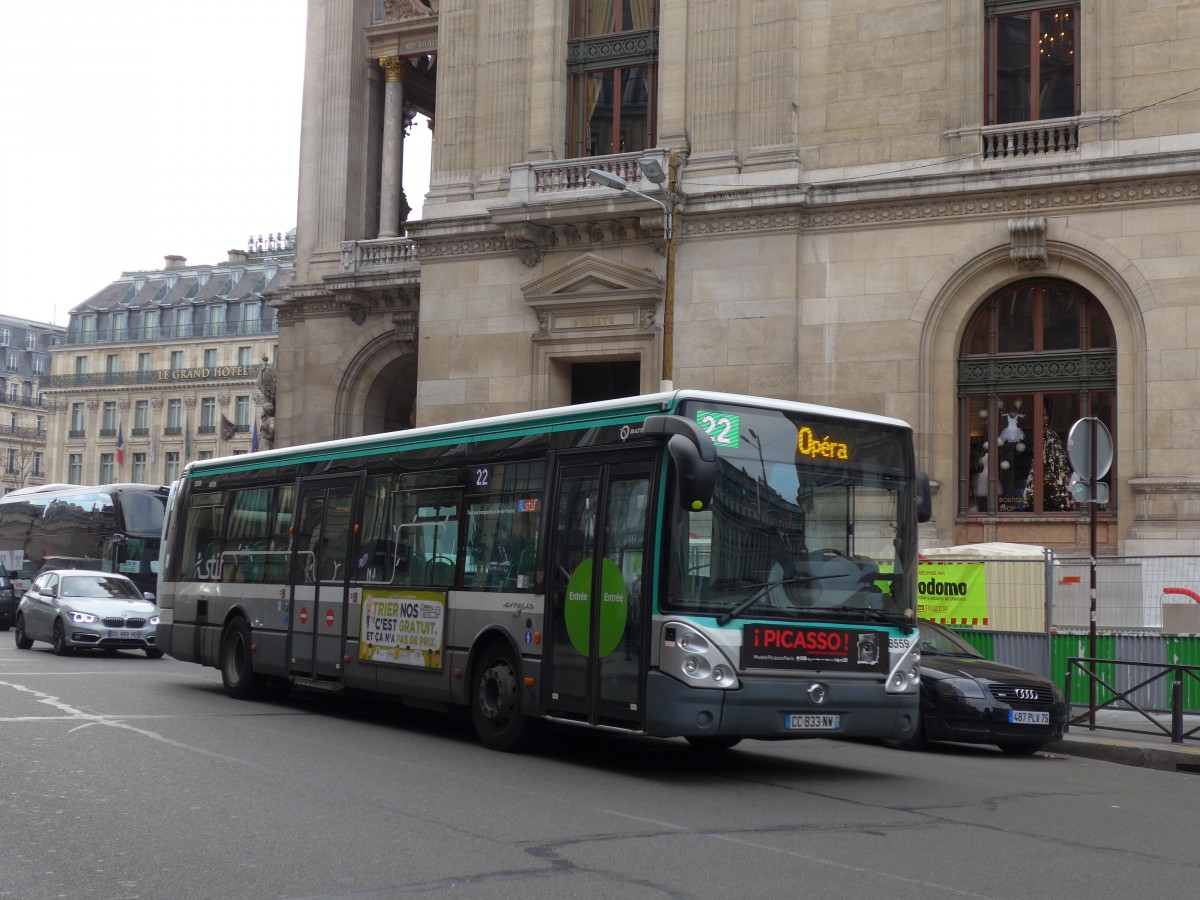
959,279,1115,515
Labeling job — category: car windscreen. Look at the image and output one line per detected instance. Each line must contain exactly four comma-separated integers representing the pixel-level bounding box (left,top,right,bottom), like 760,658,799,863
60,575,143,600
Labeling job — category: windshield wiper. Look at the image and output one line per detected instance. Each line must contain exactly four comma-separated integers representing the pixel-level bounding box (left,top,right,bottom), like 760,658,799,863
828,605,905,625
716,574,843,626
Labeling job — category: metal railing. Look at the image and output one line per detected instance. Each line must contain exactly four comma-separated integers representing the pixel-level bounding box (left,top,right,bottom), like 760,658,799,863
1065,656,1200,744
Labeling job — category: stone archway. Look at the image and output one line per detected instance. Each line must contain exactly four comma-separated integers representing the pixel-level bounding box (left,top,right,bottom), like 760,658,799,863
914,221,1152,547
334,333,418,439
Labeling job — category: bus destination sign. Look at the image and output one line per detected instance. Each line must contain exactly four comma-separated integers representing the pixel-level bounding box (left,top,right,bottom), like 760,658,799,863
741,624,887,672
796,425,851,462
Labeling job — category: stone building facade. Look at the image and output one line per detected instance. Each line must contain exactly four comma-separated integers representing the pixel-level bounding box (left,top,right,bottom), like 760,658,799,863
272,0,1200,556
0,315,64,493
43,240,290,486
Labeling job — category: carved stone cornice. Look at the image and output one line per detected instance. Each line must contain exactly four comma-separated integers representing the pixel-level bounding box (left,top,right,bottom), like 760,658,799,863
273,281,418,325
504,223,557,268
681,173,1200,238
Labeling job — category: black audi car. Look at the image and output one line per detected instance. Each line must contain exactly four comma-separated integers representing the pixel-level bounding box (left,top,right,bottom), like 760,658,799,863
885,619,1067,755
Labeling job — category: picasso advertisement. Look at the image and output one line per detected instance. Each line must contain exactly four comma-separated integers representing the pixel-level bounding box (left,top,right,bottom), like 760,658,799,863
359,590,445,669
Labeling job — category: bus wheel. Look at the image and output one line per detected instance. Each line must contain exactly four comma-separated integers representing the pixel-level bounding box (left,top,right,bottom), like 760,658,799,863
14,615,33,650
220,618,264,700
686,736,742,751
471,641,530,752
52,621,73,656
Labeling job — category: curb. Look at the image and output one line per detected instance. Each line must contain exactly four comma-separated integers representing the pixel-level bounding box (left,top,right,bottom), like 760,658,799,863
1047,736,1200,773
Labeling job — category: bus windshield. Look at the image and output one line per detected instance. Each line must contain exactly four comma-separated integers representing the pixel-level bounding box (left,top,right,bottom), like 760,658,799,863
666,402,916,624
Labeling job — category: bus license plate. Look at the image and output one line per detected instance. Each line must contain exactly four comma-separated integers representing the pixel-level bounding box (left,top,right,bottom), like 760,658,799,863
1009,710,1049,725
108,630,141,639
785,714,840,731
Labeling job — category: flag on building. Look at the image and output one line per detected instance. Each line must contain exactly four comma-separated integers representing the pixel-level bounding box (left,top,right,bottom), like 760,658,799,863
116,422,124,465
251,421,259,452
185,417,192,460
220,414,236,441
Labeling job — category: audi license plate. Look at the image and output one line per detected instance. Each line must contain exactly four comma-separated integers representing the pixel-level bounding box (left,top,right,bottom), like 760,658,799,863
1009,710,1050,725
108,630,141,639
785,714,841,731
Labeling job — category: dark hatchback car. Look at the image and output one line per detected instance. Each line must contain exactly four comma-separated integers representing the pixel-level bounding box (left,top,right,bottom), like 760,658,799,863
886,619,1067,755
0,573,16,631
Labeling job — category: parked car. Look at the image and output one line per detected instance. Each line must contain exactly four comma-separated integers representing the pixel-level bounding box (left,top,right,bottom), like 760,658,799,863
13,569,162,658
885,619,1066,755
0,573,16,631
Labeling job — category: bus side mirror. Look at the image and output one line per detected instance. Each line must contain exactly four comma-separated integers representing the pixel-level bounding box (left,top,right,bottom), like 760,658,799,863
643,415,717,511
916,472,932,524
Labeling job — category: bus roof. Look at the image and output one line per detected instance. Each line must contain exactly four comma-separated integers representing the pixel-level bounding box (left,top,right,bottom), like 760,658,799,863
0,483,168,504
183,390,914,479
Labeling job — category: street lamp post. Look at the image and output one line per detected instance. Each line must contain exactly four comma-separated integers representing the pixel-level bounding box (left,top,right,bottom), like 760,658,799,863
587,152,682,390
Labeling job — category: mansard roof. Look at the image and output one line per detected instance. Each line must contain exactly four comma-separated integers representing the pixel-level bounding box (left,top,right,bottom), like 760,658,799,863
70,254,293,316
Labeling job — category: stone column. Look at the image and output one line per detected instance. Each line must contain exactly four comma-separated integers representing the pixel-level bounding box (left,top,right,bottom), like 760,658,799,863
426,0,477,205
744,0,800,170
685,0,739,173
378,55,408,238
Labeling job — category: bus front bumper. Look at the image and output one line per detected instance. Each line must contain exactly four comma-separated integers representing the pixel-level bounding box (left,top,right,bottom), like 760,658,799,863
644,670,918,743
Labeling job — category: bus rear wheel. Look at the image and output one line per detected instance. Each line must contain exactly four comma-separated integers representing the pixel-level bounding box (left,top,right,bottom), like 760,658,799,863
471,641,530,752
220,617,264,700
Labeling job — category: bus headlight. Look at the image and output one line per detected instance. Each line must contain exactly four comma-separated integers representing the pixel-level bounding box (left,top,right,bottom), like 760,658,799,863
887,637,921,694
660,622,738,690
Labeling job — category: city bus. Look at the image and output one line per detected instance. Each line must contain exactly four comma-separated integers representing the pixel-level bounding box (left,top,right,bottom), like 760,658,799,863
156,391,931,751
0,483,169,596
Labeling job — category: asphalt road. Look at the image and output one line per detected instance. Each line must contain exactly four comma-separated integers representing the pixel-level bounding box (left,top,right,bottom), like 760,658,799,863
1,644,1196,900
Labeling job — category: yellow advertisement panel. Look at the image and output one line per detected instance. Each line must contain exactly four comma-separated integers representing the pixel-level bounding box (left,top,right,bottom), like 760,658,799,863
916,561,988,625
878,561,989,626
360,590,445,669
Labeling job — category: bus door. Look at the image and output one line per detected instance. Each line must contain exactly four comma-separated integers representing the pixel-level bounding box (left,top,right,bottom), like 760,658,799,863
288,477,360,682
544,454,656,730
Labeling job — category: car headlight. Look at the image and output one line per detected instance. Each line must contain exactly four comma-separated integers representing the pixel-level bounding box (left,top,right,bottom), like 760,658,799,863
937,677,986,699
150,615,160,626
70,611,98,624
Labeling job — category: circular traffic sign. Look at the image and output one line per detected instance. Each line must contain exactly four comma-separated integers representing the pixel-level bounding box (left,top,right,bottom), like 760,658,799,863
325,609,335,628
1067,417,1113,481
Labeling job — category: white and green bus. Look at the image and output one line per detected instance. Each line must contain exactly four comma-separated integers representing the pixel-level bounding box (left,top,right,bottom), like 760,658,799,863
156,391,930,751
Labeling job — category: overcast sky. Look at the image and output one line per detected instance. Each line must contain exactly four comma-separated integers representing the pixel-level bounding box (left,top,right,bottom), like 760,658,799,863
0,1,433,329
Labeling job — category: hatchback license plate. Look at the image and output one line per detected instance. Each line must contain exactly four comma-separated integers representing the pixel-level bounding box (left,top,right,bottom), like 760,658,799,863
1009,710,1049,725
785,714,840,731
108,630,141,639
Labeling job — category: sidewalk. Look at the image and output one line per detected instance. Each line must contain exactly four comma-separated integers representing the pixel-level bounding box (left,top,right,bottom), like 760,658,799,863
1045,707,1200,773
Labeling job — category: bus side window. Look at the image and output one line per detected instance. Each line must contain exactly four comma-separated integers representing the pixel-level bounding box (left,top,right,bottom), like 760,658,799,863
357,475,397,585
463,494,540,591
392,487,460,588
180,495,224,581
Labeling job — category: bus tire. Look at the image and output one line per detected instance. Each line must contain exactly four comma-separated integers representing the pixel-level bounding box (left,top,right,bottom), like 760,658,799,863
220,617,264,700
470,640,531,752
14,615,33,650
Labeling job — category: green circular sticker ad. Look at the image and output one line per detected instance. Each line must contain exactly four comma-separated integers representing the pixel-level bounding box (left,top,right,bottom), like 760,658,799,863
564,558,629,657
